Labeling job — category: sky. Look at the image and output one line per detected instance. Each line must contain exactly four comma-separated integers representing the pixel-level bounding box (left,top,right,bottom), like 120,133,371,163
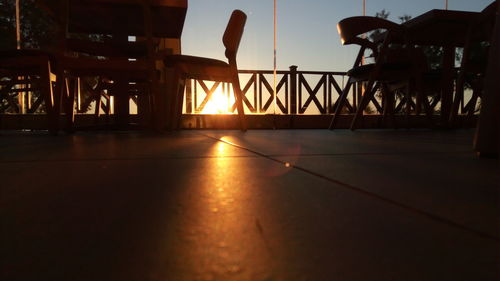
181,0,494,72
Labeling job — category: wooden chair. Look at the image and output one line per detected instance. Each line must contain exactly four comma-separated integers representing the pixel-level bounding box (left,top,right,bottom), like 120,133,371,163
58,39,154,130
164,10,247,131
408,48,443,126
450,1,497,125
329,16,417,130
0,50,59,134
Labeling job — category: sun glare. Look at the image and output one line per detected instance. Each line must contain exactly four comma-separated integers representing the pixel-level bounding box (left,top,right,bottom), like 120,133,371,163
201,86,235,114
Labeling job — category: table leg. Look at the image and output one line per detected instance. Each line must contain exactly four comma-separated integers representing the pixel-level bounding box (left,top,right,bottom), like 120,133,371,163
440,46,455,127
137,94,150,127
113,78,129,127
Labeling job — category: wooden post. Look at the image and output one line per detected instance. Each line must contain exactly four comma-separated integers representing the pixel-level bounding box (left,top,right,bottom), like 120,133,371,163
15,0,21,49
185,79,192,114
111,33,130,127
273,0,278,114
327,74,332,114
15,0,25,113
289,65,297,114
474,1,499,157
157,38,181,128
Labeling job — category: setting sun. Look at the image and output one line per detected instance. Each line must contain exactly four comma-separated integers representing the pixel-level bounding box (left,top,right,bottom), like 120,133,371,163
201,85,236,114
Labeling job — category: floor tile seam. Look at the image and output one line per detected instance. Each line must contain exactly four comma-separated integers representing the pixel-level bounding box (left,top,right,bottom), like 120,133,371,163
0,150,470,164
200,133,499,243
0,155,261,164
341,137,473,145
266,151,472,157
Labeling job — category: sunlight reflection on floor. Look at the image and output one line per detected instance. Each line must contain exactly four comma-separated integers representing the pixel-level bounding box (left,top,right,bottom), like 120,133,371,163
167,137,278,280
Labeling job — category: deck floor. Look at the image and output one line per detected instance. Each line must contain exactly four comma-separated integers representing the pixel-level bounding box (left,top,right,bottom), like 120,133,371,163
1,129,498,281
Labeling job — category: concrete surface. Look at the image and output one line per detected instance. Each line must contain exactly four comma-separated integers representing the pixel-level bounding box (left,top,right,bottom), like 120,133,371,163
0,129,498,281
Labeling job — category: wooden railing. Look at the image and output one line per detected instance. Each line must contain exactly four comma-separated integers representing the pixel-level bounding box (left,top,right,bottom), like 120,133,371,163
1,66,480,118
181,66,457,116
183,66,361,115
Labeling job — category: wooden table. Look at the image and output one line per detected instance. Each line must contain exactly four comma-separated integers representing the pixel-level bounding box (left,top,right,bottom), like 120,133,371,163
398,9,482,126
37,0,187,128
69,0,187,127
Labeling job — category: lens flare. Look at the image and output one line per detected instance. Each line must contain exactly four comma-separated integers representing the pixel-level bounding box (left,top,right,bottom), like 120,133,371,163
201,87,235,114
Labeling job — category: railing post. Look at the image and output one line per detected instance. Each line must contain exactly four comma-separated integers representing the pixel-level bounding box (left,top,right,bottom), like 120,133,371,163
185,79,192,114
289,65,298,114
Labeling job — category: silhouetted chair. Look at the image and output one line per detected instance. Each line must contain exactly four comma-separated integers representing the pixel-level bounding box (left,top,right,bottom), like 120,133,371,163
164,9,247,131
58,38,154,130
329,16,417,130
0,50,59,134
408,48,443,125
450,1,497,125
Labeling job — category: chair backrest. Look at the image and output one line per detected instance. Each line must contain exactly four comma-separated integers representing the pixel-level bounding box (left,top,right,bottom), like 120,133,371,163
338,16,405,69
475,0,497,38
337,16,403,47
223,10,247,61
481,0,497,16
461,1,498,73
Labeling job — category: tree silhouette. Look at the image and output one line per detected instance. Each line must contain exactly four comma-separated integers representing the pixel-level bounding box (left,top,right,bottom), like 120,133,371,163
0,1,102,114
0,0,58,51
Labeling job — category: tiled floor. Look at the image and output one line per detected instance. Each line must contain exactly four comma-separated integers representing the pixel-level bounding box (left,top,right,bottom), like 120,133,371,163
1,129,498,281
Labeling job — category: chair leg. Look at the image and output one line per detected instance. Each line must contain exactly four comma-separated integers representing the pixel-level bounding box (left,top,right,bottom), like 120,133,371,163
404,80,415,128
134,83,152,129
466,86,481,123
329,77,354,130
102,94,111,125
389,88,397,129
174,78,186,130
146,83,154,128
413,71,425,116
450,77,465,127
94,92,102,124
163,69,185,131
54,67,74,133
381,84,397,129
64,77,76,133
421,94,435,128
415,91,422,115
40,61,58,135
230,68,247,131
148,77,162,131
350,79,376,130
414,76,435,128
450,33,471,127
381,84,393,128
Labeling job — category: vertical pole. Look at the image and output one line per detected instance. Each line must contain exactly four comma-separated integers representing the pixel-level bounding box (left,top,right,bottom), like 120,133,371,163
361,0,366,65
289,65,297,114
15,0,25,113
273,0,277,114
445,0,448,10
185,79,192,114
15,0,21,50
360,0,366,108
